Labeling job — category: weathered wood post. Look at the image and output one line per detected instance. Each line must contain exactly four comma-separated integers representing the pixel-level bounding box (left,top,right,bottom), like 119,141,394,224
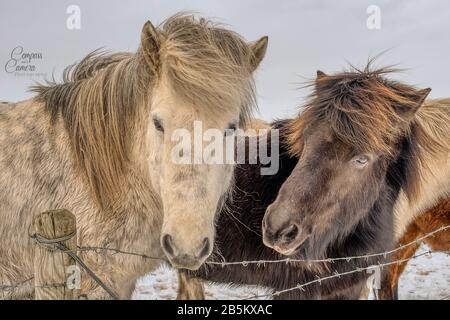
32,209,77,300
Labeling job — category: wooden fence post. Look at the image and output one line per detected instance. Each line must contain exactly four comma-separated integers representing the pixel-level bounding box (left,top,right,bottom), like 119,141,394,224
33,209,77,300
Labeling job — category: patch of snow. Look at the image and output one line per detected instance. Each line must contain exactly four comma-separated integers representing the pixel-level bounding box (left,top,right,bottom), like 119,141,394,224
398,245,450,300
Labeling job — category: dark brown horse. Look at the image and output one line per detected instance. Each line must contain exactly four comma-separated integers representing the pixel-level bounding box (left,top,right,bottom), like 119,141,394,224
180,66,450,299
180,119,393,299
182,121,365,299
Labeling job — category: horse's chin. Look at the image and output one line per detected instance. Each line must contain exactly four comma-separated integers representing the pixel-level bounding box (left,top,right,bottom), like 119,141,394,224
288,238,329,262
272,239,307,258
270,231,332,261
274,245,299,256
170,260,203,271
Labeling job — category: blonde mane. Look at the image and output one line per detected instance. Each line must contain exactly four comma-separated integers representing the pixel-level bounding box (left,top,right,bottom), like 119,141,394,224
408,98,450,197
31,13,258,208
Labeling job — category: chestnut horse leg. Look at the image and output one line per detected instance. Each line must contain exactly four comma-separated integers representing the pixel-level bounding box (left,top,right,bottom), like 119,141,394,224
177,271,205,300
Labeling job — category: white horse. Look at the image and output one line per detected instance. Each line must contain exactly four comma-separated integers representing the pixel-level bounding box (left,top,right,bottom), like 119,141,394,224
0,13,268,299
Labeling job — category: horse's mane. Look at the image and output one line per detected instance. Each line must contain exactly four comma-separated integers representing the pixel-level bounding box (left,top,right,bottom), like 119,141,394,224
287,64,450,200
30,13,258,208
408,98,450,197
31,50,146,208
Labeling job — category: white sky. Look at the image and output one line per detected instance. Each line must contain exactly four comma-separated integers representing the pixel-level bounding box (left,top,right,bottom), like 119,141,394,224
1,0,449,120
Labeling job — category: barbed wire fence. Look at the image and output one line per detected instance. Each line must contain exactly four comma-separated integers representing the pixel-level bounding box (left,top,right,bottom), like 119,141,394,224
207,224,450,267
0,213,448,300
243,249,450,300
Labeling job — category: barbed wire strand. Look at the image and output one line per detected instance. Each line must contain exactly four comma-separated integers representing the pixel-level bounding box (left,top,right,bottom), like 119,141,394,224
57,224,450,267
242,249,450,300
76,245,167,262
1,225,447,300
0,277,64,292
30,233,120,300
57,242,120,300
207,224,450,266
0,277,34,292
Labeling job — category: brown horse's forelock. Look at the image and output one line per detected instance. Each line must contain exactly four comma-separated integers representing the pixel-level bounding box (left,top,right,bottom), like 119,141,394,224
29,14,258,209
287,65,450,200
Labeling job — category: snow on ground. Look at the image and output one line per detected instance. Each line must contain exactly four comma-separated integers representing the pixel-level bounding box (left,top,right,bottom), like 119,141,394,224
132,244,449,300
398,245,450,300
132,266,270,300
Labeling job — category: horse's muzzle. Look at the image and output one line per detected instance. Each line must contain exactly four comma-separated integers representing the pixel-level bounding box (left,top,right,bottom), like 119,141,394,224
161,234,211,270
262,214,309,256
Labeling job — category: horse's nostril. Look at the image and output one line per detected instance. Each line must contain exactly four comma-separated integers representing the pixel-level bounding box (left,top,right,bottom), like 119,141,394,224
161,234,175,257
197,237,210,259
278,224,299,242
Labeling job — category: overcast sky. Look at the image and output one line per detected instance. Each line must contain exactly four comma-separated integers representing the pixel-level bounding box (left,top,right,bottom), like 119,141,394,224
1,0,449,120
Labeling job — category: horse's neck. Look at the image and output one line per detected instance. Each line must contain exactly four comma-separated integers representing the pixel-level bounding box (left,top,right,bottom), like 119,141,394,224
393,154,450,239
330,182,397,260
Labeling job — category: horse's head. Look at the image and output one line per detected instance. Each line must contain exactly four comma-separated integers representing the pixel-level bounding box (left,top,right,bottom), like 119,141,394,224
142,15,267,269
262,67,430,259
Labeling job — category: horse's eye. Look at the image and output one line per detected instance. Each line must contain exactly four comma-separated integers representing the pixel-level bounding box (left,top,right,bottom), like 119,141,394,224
352,155,369,166
153,116,164,133
225,123,237,136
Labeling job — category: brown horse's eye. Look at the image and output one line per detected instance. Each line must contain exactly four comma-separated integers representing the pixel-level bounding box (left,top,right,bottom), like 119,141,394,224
352,155,369,167
153,116,164,133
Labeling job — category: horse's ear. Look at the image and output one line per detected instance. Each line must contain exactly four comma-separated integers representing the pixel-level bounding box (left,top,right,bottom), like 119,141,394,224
141,20,161,74
249,36,268,72
397,88,431,119
316,70,327,79
413,88,432,107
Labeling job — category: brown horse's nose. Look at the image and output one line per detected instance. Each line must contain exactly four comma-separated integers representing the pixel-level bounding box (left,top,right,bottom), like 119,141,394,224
263,220,298,245
161,234,211,270
277,224,300,242
263,212,305,255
